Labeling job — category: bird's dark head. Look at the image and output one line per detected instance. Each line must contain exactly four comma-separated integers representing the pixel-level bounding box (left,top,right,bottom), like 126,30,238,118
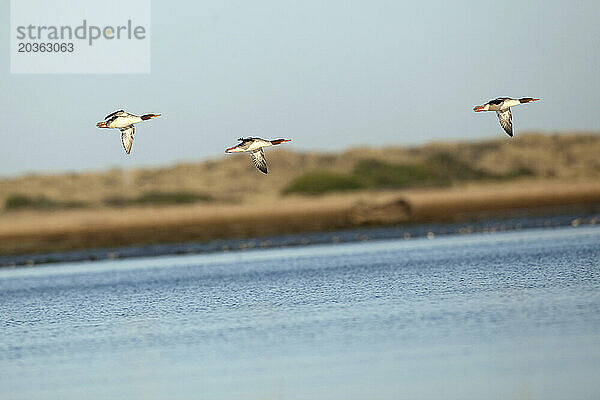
225,144,243,153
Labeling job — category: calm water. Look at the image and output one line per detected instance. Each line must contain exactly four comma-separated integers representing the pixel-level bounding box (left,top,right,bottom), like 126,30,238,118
1,226,599,400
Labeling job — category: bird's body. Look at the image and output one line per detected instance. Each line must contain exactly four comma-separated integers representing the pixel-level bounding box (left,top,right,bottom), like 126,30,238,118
473,97,539,137
225,137,291,174
96,110,160,154
102,110,143,128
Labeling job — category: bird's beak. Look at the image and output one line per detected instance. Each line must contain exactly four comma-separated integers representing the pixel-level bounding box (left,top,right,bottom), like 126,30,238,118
532,98,540,102
281,139,292,142
225,146,237,153
151,114,161,118
96,121,107,128
473,106,484,112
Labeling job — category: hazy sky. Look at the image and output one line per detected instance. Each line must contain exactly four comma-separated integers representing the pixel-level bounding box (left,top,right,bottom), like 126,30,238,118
1,1,599,176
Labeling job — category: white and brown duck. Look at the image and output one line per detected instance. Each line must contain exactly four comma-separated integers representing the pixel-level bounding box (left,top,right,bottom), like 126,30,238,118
225,137,291,174
473,97,539,137
96,110,161,154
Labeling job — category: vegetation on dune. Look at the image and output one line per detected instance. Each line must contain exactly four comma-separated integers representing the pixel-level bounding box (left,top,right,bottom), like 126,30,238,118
283,153,536,195
428,152,534,181
353,159,441,188
4,191,214,211
282,172,366,195
1,134,595,206
427,152,493,181
5,194,87,211
103,191,213,207
497,166,535,180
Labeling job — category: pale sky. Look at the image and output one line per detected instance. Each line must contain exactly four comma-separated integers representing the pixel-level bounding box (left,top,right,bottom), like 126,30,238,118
1,1,599,176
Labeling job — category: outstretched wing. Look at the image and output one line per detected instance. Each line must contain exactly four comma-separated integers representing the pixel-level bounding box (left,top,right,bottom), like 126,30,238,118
490,97,510,105
496,109,513,137
105,109,126,120
120,125,135,154
249,148,268,174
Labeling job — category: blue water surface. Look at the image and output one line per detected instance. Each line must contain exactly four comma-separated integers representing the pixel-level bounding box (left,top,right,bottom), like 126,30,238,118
1,226,599,400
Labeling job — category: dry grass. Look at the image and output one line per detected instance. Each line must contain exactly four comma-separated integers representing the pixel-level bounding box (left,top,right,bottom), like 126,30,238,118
1,132,599,255
1,178,599,255
2,132,599,208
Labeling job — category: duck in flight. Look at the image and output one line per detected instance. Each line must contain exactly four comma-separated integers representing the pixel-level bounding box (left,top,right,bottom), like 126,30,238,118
96,110,161,154
225,137,291,174
473,97,539,137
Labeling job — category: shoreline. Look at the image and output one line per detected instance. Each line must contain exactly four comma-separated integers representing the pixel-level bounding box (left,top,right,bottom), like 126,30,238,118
1,179,599,263
1,211,598,268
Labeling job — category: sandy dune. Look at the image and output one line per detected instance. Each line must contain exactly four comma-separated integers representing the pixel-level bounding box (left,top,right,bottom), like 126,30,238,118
1,133,599,255
1,178,599,255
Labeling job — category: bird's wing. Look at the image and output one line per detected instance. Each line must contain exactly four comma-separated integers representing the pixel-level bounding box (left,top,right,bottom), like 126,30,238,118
238,138,253,147
492,97,511,103
120,125,135,154
105,109,126,120
250,148,268,174
496,109,513,137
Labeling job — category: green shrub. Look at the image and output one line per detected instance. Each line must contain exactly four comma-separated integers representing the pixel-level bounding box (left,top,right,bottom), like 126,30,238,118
501,166,535,179
5,194,85,210
283,172,366,195
282,154,537,196
5,195,34,210
104,191,212,207
428,153,537,181
427,152,493,181
353,159,440,188
135,191,212,205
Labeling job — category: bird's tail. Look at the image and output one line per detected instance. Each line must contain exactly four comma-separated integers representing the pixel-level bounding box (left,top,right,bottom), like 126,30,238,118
270,139,292,145
141,113,161,120
519,98,540,103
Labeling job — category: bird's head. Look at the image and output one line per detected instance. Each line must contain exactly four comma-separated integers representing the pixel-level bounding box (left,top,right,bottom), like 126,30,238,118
225,144,243,153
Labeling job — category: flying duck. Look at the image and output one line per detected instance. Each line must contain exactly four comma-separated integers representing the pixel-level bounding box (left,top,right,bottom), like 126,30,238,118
473,97,539,137
225,137,291,174
96,110,161,154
